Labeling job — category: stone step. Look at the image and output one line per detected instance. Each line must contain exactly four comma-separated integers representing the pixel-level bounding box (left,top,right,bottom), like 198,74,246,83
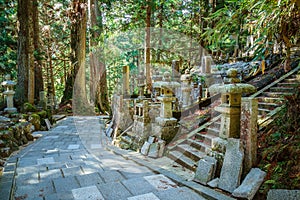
187,139,211,153
262,92,293,98
283,78,300,83
168,150,197,171
194,132,216,147
269,87,295,93
206,127,220,137
277,82,300,87
258,108,271,116
177,143,206,161
258,102,279,110
209,121,221,130
257,97,283,104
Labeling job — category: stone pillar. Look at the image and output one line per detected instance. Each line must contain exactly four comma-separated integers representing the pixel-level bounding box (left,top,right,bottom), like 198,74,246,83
137,71,146,98
123,66,130,96
202,56,212,74
1,74,17,113
240,97,258,175
39,91,46,109
171,60,180,81
180,69,192,107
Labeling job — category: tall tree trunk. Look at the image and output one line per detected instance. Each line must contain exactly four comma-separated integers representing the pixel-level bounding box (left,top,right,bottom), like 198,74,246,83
145,0,151,93
33,0,43,101
89,0,110,114
27,0,35,104
61,0,88,110
16,0,30,106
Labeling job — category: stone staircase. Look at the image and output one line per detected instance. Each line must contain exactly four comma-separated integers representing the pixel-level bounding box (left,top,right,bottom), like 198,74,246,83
166,65,300,172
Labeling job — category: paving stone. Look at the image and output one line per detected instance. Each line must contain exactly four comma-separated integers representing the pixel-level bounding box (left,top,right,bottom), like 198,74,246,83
232,168,266,200
52,176,80,192
67,144,80,150
267,189,300,200
118,166,154,179
15,172,39,185
122,177,156,196
72,185,104,200
96,182,131,200
39,169,63,181
0,180,12,200
218,138,244,193
90,144,102,149
62,166,84,177
45,192,75,200
14,180,55,199
45,136,59,139
154,186,206,200
127,192,160,200
37,157,55,165
99,170,125,183
18,158,40,167
144,174,178,191
76,172,104,187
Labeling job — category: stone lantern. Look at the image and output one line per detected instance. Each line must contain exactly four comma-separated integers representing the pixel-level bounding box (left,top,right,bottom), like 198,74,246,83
153,71,180,143
1,74,17,113
209,69,256,139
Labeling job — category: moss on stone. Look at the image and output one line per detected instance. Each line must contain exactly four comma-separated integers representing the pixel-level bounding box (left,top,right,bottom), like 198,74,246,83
23,103,37,112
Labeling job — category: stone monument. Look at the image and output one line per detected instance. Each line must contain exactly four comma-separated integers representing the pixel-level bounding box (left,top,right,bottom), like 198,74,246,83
1,74,17,113
180,69,192,107
209,69,256,138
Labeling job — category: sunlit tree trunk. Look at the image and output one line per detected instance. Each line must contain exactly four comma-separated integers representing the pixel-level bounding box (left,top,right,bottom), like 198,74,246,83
89,0,110,114
145,0,151,93
61,0,88,109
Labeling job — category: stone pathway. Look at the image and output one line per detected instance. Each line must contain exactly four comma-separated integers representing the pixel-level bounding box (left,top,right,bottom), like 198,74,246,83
0,116,214,200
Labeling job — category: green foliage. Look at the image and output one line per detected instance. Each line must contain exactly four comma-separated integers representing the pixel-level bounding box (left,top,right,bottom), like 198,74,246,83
23,102,37,112
0,0,17,77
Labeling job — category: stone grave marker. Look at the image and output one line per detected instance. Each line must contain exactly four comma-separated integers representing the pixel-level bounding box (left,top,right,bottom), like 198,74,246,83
218,138,244,193
194,156,217,185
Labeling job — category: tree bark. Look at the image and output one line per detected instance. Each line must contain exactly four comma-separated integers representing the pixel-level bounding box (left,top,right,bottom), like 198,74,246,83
89,0,110,114
33,0,43,101
145,0,152,93
16,0,30,106
61,0,88,110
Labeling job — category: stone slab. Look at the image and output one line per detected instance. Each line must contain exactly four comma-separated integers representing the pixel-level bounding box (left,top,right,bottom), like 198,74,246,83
148,143,159,158
45,136,59,139
267,189,300,200
154,186,206,200
37,157,55,165
45,119,52,130
99,170,124,183
96,182,131,200
122,177,156,196
141,142,151,156
40,169,63,180
194,156,217,185
14,180,54,199
62,167,83,177
76,172,104,187
207,178,219,188
72,185,104,200
67,144,80,150
232,168,266,199
52,176,80,192
127,192,160,200
218,138,244,193
90,144,102,149
144,174,178,191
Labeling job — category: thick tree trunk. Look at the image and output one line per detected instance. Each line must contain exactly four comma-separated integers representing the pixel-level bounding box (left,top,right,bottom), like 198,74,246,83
33,0,43,101
16,0,29,106
89,0,110,114
61,0,88,109
145,0,152,93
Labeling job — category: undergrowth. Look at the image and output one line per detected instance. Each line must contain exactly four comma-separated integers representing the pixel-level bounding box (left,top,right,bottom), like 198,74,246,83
257,86,300,197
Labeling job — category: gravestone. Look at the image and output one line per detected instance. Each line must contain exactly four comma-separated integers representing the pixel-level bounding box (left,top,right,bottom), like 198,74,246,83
148,143,159,158
207,178,219,188
218,138,244,193
194,156,217,185
232,168,266,200
45,119,52,130
141,141,151,156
